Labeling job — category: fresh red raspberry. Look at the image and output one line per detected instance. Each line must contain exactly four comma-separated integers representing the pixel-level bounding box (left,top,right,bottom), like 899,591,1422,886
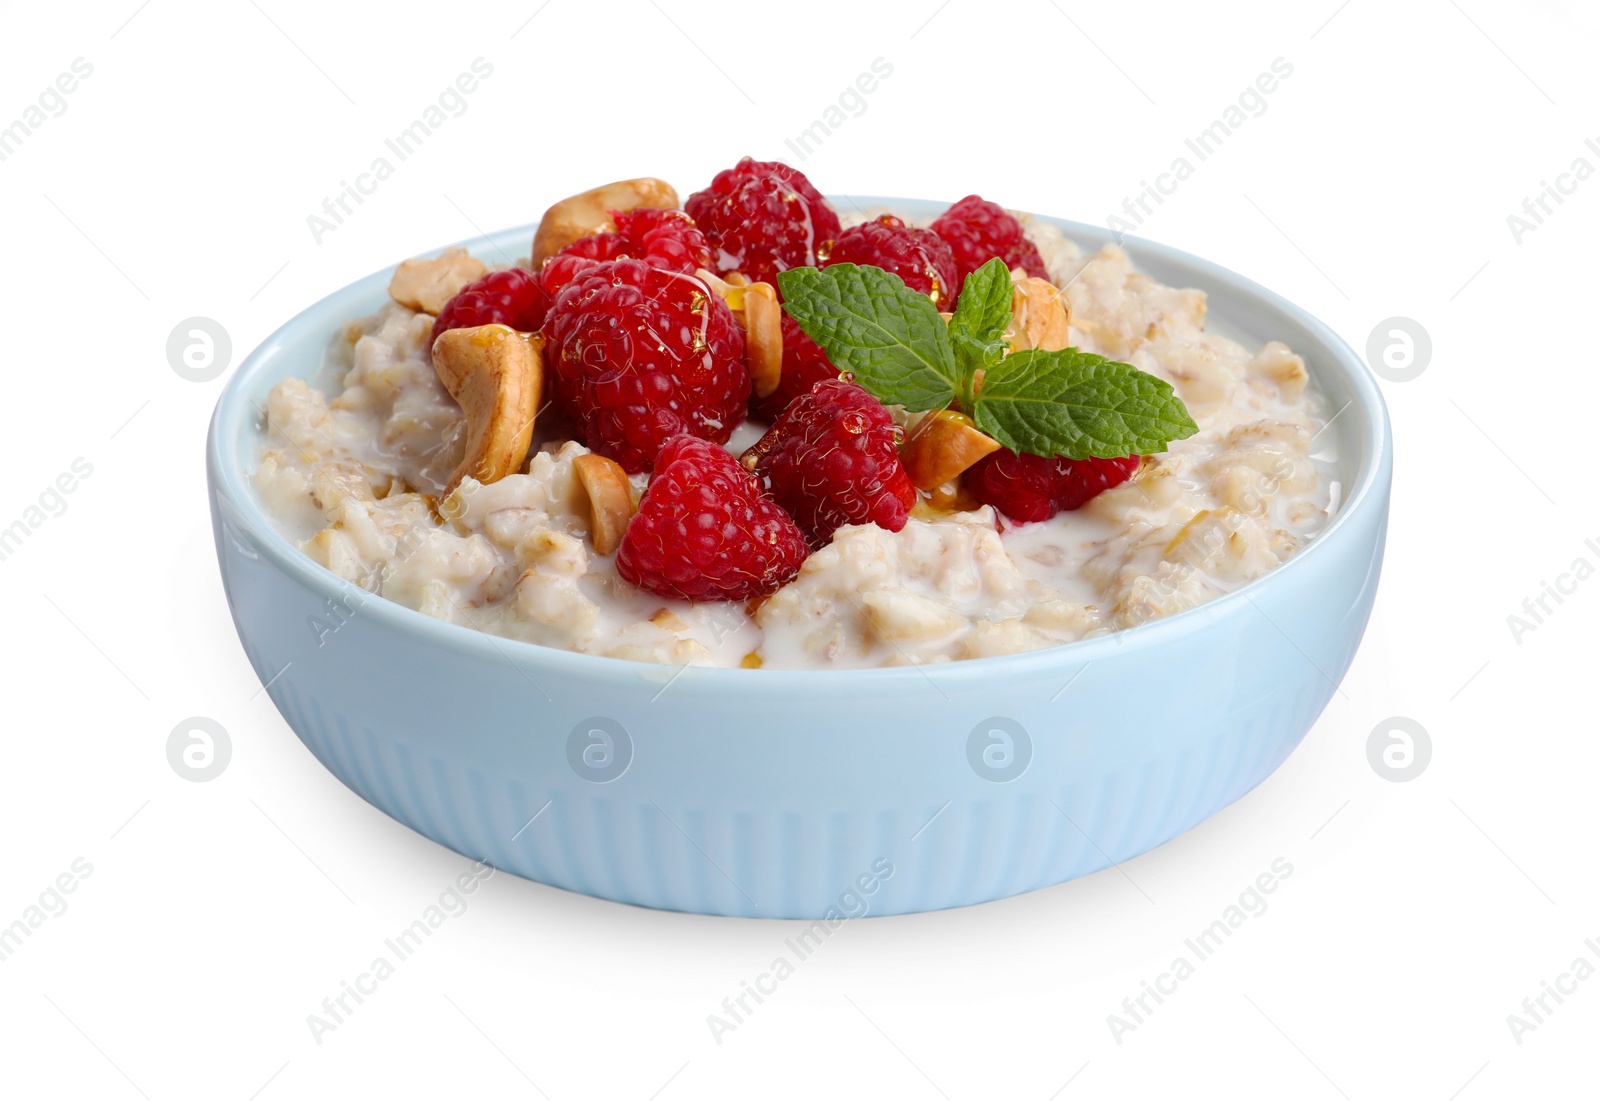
750,315,842,422
541,259,749,473
746,378,916,547
431,267,549,345
821,215,960,310
685,157,841,286
963,450,1059,523
965,449,1140,523
539,232,630,300
1055,454,1141,511
929,194,1049,285
616,435,809,602
538,208,712,303
612,208,713,274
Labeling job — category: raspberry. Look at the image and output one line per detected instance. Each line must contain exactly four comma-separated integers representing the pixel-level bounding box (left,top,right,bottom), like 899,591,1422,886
612,208,713,274
541,259,749,473
685,157,841,286
616,435,809,602
1054,454,1141,511
821,214,960,310
432,267,550,345
750,315,842,423
539,233,629,300
746,378,916,546
963,450,1058,523
538,208,712,304
929,194,1049,286
965,449,1140,523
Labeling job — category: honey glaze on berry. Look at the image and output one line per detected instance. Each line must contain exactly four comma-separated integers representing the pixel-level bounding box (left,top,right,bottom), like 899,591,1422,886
252,188,1337,669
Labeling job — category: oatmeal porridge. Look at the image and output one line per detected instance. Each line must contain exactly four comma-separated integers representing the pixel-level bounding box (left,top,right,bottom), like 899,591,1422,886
253,163,1335,669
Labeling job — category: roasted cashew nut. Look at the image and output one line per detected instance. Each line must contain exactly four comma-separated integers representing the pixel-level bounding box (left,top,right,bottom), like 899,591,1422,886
531,177,680,266
573,453,635,556
1007,276,1071,352
431,324,544,493
900,409,1002,492
388,247,487,315
914,478,985,517
740,282,783,398
695,268,784,399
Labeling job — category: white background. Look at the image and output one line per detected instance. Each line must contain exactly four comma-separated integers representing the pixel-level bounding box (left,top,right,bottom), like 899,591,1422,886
2,0,1596,1097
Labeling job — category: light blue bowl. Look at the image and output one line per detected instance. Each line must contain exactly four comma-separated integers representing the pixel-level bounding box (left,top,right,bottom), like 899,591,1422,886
207,199,1391,918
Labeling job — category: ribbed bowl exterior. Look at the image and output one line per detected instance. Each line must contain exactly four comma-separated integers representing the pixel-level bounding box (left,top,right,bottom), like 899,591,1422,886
208,206,1391,919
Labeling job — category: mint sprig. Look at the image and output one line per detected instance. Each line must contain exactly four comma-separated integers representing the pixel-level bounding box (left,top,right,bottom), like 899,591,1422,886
776,260,1198,460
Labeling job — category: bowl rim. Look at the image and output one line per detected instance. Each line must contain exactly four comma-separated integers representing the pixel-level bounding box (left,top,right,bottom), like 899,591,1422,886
208,197,1393,688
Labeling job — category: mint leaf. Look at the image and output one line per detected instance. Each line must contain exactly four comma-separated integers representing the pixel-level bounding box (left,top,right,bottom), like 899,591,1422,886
974,348,1199,459
776,264,959,411
946,257,1014,407
947,257,1013,347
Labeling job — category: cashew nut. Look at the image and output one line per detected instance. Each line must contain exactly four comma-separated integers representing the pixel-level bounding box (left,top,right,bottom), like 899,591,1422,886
1007,276,1071,352
741,282,783,398
694,267,738,299
649,608,689,633
531,177,680,266
899,409,1002,491
573,453,635,556
431,324,544,493
388,247,487,315
695,268,784,398
917,478,985,516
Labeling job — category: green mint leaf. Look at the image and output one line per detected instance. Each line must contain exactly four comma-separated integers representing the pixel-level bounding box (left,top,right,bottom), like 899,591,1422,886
946,257,1014,408
776,264,960,411
947,257,1014,347
974,348,1199,459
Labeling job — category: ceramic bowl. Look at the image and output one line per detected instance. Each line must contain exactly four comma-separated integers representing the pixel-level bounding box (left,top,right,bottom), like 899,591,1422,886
207,200,1391,918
